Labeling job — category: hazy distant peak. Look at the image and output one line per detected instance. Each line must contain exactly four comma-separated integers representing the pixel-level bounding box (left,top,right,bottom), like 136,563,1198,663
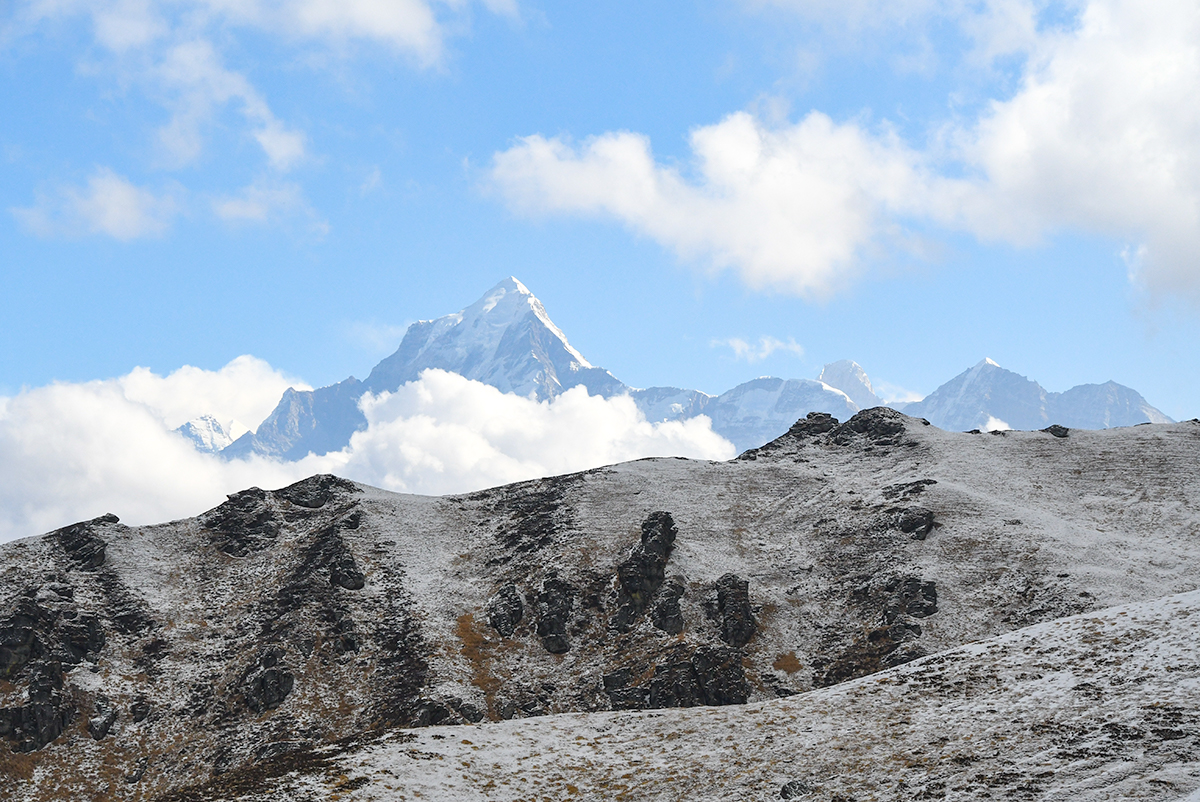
818,359,881,411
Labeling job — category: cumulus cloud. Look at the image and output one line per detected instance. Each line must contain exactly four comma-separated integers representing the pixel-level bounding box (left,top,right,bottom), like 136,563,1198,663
334,370,735,495
0,366,733,543
491,0,1200,300
491,113,927,296
11,167,179,240
714,336,805,362
117,355,309,429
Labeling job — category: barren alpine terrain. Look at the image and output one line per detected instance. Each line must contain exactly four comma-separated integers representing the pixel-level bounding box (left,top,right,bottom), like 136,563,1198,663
3,409,1200,800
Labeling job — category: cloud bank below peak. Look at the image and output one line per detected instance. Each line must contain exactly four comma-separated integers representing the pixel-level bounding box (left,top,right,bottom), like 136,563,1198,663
489,0,1200,300
0,361,733,543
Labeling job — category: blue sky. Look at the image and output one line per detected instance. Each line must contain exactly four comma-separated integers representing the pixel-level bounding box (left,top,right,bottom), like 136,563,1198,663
3,0,1199,419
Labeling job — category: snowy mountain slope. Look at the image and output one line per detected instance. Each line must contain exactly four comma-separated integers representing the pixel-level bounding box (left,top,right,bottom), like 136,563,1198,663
363,277,624,401
5,412,1200,799
630,378,860,452
174,416,235,454
901,358,1172,432
222,278,867,460
818,358,881,410
227,278,626,459
208,589,1200,802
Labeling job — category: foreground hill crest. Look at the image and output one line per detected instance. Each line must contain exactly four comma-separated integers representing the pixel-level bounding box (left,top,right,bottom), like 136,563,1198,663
4,411,1200,800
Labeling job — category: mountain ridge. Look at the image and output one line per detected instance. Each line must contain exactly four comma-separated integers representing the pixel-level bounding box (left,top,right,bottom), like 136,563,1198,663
218,279,1172,462
4,411,1200,800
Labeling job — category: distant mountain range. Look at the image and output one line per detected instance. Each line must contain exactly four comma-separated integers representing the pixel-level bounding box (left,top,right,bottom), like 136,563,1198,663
185,277,1171,459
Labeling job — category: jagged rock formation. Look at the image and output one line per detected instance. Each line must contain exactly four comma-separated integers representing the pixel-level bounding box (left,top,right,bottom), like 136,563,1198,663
4,413,1200,800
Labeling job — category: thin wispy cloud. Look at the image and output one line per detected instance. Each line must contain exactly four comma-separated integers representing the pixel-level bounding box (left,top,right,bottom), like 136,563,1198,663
11,0,516,238
11,167,180,240
713,336,805,363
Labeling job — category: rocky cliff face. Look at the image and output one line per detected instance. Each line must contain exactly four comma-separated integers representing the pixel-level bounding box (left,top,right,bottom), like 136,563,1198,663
4,412,1200,800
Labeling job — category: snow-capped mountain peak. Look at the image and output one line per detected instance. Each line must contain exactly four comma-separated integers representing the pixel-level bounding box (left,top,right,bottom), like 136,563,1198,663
818,360,881,411
365,277,611,400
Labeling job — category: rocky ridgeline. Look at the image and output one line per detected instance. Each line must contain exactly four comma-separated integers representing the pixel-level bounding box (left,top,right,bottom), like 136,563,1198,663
4,409,1200,801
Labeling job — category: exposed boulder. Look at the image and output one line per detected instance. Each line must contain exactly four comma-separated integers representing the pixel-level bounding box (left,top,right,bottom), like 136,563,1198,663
895,507,936,540
88,695,117,740
1044,424,1070,438
535,573,576,654
486,584,524,638
716,574,757,647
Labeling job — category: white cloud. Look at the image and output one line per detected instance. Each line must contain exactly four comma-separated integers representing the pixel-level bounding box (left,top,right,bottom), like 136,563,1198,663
11,167,179,240
333,370,735,495
117,355,309,429
491,0,1200,300
0,366,733,543
984,415,1011,431
155,38,307,170
491,113,927,297
212,179,310,223
714,336,805,362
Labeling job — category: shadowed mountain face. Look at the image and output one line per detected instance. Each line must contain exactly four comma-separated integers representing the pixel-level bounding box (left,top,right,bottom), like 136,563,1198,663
4,412,1200,800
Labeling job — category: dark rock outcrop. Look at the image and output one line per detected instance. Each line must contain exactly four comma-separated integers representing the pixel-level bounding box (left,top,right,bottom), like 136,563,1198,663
1044,424,1070,438
883,577,938,621
243,648,295,713
716,574,756,647
787,411,839,438
2,660,75,752
274,475,359,509
204,488,281,557
647,645,749,709
54,515,114,571
613,512,678,631
832,407,909,446
535,573,576,654
651,576,686,635
895,507,935,540
486,584,524,637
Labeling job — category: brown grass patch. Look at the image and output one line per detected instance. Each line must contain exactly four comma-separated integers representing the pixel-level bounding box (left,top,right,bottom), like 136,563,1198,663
455,613,502,720
772,651,803,674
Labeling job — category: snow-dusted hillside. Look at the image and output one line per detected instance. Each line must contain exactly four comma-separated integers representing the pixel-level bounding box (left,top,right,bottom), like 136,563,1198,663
215,589,1200,801
4,411,1200,800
